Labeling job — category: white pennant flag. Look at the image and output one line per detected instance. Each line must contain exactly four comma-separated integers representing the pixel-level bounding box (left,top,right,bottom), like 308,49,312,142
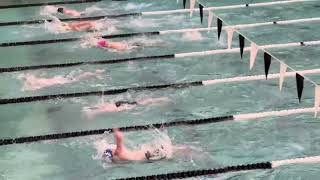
177,0,179,4
314,86,320,117
207,11,213,33
249,42,259,70
279,63,287,91
226,27,235,49
190,0,196,17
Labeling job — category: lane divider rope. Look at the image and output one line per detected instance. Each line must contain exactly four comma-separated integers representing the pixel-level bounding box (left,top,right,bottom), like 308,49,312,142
0,0,103,9
2,17,319,47
0,107,315,146
0,39,318,73
116,156,320,180
0,0,313,26
1,68,320,105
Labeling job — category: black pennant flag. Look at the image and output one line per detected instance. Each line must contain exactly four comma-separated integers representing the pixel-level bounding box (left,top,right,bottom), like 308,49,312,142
296,73,304,103
199,4,204,24
264,52,271,79
239,34,245,59
217,18,223,40
183,0,186,9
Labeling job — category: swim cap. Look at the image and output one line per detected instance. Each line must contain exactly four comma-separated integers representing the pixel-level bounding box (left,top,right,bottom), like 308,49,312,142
103,149,113,160
57,7,64,13
97,39,108,48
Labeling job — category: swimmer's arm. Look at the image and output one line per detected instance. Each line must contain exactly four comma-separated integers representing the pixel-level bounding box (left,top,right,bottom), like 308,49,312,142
138,97,170,105
64,9,81,17
114,129,125,155
106,42,128,51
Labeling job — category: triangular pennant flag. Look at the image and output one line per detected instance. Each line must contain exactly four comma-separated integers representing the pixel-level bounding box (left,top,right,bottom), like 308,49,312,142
217,18,223,40
183,0,186,8
226,27,235,49
314,86,320,117
296,73,304,103
239,34,245,59
249,43,258,69
189,0,196,17
264,52,271,79
199,4,204,24
207,12,214,33
279,63,287,91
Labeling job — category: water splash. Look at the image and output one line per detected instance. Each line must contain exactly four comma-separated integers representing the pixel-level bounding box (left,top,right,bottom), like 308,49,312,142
81,6,104,15
92,128,174,165
124,3,152,10
40,5,58,16
182,31,204,41
44,15,67,34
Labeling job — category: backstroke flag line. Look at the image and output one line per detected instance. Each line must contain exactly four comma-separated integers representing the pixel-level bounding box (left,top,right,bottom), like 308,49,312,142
189,0,196,17
226,27,235,49
250,42,259,69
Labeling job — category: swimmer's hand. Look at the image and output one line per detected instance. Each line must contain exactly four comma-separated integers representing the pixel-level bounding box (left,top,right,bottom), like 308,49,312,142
113,128,123,139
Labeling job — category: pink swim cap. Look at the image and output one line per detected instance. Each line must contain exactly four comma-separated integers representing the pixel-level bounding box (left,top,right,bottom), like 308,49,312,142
97,39,108,47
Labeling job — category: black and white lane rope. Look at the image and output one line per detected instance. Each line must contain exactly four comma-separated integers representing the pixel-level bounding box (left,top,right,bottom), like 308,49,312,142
2,17,319,47
116,156,320,180
0,107,316,146
0,0,310,26
0,0,104,9
0,67,320,105
0,68,319,105
0,39,319,73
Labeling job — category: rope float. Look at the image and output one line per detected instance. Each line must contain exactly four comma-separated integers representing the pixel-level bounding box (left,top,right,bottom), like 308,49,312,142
0,0,103,9
2,17,320,47
0,13,141,27
0,32,160,47
116,156,320,180
0,0,313,26
0,107,316,146
0,39,319,73
1,67,320,105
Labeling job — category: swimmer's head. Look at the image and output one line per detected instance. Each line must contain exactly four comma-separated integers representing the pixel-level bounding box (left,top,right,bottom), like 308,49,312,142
57,7,64,14
115,102,121,107
102,148,113,160
97,39,108,48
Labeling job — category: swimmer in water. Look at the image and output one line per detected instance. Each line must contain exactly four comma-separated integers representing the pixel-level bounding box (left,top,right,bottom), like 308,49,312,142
20,69,105,91
96,38,145,51
101,128,189,162
42,5,82,17
83,97,170,118
45,16,101,33
60,20,98,32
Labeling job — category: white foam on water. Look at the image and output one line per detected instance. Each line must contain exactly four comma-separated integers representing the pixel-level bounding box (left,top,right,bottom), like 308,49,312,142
182,31,204,41
124,3,152,10
79,33,101,48
81,5,104,15
40,5,58,16
127,17,158,28
95,18,118,33
44,16,67,34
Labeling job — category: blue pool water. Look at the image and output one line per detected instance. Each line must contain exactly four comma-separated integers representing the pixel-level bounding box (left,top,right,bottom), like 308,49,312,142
1,0,320,179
